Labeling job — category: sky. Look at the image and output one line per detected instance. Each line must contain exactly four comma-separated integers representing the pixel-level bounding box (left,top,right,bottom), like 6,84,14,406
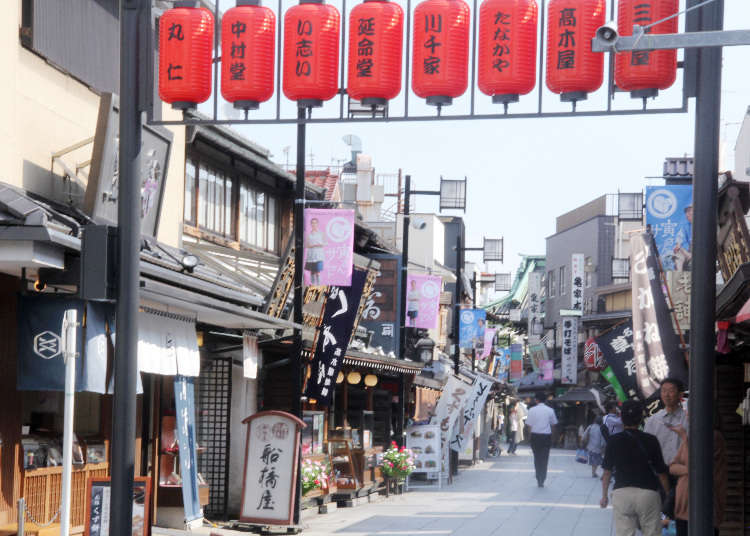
208,0,750,290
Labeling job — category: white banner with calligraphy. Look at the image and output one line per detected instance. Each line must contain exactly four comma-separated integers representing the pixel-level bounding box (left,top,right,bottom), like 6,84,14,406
571,253,584,311
560,316,579,385
527,272,542,344
430,376,472,475
449,376,493,453
240,411,305,526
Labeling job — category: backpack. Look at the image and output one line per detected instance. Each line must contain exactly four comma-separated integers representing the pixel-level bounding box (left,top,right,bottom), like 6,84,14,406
600,417,612,443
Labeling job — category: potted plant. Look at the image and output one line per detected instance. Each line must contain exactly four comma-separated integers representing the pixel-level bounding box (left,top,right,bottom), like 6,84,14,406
381,441,415,494
301,458,330,497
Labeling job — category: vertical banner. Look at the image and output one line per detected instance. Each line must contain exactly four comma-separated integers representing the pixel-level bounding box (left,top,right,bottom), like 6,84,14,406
303,208,355,286
450,377,493,453
304,270,367,405
480,328,496,360
665,271,691,332
560,316,578,385
630,233,688,400
459,309,487,349
595,320,639,400
240,411,304,526
174,375,203,525
645,185,693,271
571,253,584,311
510,343,523,381
430,376,472,474
527,272,542,343
360,255,401,354
243,332,260,379
540,359,554,381
405,273,442,329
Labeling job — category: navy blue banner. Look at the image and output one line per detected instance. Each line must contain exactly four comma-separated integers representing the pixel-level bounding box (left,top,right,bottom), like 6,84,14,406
174,375,202,523
304,269,367,406
17,296,110,393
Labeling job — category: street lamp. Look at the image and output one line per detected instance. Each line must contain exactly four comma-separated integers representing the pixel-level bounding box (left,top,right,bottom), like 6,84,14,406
415,336,436,363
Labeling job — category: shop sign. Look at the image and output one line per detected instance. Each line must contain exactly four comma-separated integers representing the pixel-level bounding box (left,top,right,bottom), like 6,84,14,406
509,343,523,382
527,272,542,343
571,253,584,311
717,189,750,282
528,343,548,372
584,337,606,371
243,332,260,379
304,269,367,405
430,376,471,474
479,328,496,360
360,255,400,354
449,376,493,453
459,308,486,350
174,375,202,525
406,424,441,475
630,233,688,400
540,359,554,381
303,208,355,286
665,271,691,332
240,411,306,526
494,347,511,381
645,185,693,272
405,272,443,330
84,476,151,536
560,315,578,385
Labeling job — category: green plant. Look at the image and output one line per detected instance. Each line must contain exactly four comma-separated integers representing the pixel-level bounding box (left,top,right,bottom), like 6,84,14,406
301,458,330,495
381,441,415,479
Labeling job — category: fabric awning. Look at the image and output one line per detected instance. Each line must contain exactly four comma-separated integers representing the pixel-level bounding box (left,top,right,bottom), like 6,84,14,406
137,309,200,377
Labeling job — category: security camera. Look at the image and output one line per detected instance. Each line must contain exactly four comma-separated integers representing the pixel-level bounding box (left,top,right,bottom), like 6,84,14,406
410,218,427,230
593,21,619,51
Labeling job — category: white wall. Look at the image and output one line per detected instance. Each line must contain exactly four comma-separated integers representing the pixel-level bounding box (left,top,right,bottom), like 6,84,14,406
734,108,750,182
228,364,258,516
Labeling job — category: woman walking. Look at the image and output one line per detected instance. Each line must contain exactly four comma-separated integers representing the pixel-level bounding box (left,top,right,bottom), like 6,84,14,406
507,403,519,454
583,415,606,478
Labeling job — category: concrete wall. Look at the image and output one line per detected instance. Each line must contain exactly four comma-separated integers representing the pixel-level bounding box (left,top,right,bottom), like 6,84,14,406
556,196,607,234
2,1,185,247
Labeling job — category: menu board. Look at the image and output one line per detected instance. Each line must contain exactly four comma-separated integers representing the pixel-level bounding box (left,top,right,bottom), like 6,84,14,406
406,424,441,475
85,477,151,536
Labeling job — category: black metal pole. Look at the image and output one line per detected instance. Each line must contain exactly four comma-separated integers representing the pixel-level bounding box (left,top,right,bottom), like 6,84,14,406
454,230,462,376
471,273,477,372
689,1,723,533
111,2,141,535
399,175,411,360
292,106,306,525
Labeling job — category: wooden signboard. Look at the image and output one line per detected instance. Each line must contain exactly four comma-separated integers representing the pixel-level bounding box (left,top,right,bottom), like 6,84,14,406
84,476,151,536
239,411,306,526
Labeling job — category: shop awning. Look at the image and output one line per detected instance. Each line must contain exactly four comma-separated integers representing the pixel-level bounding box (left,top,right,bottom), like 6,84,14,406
343,350,424,375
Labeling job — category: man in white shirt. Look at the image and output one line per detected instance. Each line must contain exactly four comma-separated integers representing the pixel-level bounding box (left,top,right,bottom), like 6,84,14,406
643,378,687,466
602,401,624,440
525,391,558,487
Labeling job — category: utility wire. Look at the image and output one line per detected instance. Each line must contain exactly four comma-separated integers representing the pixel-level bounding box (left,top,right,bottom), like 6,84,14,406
642,0,719,31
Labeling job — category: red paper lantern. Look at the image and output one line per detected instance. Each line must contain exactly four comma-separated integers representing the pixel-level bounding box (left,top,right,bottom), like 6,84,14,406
584,337,606,372
615,0,678,98
545,0,605,104
412,0,471,107
347,0,404,106
477,0,538,105
158,3,214,109
221,1,276,110
283,0,341,107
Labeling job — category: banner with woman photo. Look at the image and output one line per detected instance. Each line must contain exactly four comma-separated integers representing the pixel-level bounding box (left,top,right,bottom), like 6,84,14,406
303,208,355,286
405,273,442,329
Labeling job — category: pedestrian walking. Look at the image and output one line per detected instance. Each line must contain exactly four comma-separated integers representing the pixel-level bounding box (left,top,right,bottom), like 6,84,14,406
525,391,558,487
644,378,688,520
668,408,727,536
600,400,670,536
582,415,606,478
602,401,624,440
507,402,519,454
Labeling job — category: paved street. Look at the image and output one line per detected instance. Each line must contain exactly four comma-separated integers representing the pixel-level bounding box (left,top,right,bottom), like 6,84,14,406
302,446,614,536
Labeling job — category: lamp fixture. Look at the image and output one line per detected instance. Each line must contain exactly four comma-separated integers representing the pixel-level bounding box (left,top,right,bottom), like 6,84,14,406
336,371,345,384
364,374,378,387
346,371,362,385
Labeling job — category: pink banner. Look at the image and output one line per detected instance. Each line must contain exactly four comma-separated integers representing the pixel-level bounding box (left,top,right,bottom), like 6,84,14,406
480,328,496,360
541,360,554,381
405,273,442,329
303,208,354,286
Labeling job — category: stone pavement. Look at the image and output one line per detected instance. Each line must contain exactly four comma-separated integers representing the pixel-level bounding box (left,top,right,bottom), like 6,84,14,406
300,446,615,536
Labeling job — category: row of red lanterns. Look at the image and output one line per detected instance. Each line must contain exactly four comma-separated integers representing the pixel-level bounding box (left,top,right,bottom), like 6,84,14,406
158,0,678,111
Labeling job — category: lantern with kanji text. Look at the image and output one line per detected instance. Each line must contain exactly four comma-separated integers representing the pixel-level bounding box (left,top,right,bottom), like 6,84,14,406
221,0,276,111
283,0,341,107
347,0,404,106
584,337,606,372
545,0,605,105
614,0,678,99
412,0,471,107
158,1,214,109
477,0,538,106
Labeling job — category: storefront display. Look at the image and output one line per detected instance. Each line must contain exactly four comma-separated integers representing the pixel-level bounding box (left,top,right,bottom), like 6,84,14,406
301,411,325,456
84,476,152,536
406,425,441,476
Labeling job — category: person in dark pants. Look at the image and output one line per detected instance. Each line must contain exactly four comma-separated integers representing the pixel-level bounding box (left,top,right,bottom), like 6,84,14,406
524,391,558,487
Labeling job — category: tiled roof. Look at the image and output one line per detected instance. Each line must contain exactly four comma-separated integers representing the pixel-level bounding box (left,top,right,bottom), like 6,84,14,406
304,170,340,201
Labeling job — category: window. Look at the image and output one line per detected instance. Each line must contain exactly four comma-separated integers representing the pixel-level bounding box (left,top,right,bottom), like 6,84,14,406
185,157,280,252
548,270,556,298
585,256,593,288
559,266,566,295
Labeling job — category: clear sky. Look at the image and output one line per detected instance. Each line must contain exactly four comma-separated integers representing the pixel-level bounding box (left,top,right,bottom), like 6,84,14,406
213,0,749,288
